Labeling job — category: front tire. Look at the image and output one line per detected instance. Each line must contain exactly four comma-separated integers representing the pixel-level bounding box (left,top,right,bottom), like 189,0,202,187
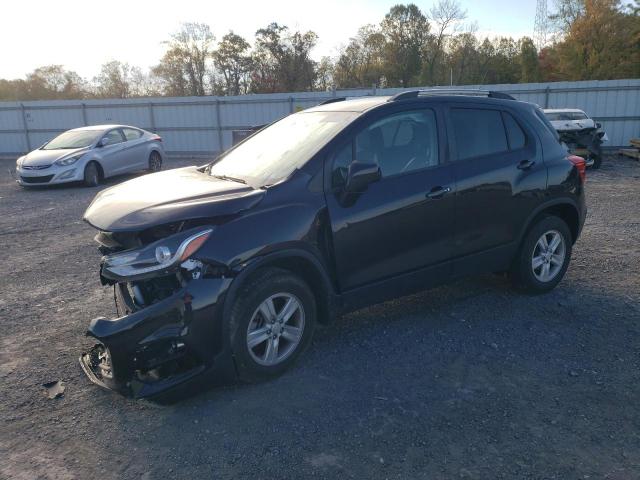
229,268,316,383
83,161,100,187
510,215,573,294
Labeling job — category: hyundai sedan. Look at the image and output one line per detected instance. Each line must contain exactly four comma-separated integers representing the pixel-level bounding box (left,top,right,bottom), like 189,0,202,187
15,125,165,187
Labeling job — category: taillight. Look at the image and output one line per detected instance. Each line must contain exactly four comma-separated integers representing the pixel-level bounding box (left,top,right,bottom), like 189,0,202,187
151,135,162,142
568,155,586,183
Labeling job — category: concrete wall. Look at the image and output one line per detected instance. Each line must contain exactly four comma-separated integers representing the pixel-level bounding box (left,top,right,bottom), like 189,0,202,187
1,78,638,156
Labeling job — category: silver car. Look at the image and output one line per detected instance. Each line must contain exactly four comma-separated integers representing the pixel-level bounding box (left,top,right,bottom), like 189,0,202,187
15,125,166,187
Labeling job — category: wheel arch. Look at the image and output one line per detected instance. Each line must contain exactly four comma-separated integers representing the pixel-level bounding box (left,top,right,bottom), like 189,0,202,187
86,159,105,180
224,249,339,325
519,199,581,245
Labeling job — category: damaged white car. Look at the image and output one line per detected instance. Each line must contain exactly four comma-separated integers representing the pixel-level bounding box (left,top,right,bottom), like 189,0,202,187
543,109,608,169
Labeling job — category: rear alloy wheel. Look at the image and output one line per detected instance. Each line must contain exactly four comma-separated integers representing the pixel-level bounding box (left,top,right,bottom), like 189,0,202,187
148,151,162,172
83,161,100,187
510,215,572,293
230,268,316,382
531,230,566,283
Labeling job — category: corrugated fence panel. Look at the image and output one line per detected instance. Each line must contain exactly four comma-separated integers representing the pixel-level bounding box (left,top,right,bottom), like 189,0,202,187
0,133,26,154
23,105,83,131
1,79,638,156
85,105,151,129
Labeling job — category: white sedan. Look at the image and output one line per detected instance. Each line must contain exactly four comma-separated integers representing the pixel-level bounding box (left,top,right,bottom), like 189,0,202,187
15,125,166,187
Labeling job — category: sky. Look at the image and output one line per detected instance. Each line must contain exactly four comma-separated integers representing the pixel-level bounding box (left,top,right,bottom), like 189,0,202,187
1,0,538,80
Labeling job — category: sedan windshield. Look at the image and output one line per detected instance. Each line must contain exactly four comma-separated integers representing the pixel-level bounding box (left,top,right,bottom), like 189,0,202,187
43,130,101,150
545,111,589,121
209,111,358,187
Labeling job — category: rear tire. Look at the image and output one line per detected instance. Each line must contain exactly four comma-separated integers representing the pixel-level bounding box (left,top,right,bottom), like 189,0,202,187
510,215,572,294
590,153,602,169
148,151,162,172
83,161,100,187
229,268,316,383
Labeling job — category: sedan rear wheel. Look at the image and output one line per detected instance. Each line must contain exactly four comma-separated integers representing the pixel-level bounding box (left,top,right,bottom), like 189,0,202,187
148,151,162,172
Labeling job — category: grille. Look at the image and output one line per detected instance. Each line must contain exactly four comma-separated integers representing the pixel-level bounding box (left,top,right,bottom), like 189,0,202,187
22,164,51,170
21,175,54,184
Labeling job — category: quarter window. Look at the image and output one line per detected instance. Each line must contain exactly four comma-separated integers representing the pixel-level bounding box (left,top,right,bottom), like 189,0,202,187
451,108,508,160
502,112,526,150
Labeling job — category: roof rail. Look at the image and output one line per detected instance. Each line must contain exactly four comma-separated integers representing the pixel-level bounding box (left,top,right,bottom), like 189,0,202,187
388,89,516,102
318,97,346,105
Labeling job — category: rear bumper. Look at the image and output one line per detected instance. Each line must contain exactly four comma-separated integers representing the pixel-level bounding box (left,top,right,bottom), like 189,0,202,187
80,277,238,399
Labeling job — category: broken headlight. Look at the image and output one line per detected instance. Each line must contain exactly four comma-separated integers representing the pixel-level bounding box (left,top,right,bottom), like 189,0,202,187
102,227,213,281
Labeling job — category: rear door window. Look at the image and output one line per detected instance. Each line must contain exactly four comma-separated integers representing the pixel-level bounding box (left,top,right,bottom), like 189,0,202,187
122,128,143,141
450,108,508,161
102,129,125,146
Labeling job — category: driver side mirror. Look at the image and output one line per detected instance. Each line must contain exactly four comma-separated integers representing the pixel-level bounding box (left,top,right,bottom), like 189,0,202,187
344,161,381,193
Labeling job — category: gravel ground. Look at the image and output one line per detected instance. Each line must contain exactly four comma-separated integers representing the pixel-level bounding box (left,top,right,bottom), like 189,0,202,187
0,155,639,480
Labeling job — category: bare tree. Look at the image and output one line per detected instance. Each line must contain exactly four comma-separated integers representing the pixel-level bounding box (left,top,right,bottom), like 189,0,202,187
154,22,215,96
423,0,467,84
93,61,134,98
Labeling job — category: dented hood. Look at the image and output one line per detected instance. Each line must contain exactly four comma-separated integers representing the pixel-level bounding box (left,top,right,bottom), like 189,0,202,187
84,166,264,232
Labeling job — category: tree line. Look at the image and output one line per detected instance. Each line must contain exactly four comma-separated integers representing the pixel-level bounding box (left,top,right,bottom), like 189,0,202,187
1,0,638,101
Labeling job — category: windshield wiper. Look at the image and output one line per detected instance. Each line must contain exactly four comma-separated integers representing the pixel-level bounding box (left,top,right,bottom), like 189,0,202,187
212,174,247,185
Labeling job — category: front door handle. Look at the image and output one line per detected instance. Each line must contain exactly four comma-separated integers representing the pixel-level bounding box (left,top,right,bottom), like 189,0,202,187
426,186,451,199
517,159,536,170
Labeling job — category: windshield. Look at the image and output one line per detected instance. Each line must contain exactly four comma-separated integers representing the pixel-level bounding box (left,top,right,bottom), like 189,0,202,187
545,111,588,121
209,111,358,187
43,130,101,150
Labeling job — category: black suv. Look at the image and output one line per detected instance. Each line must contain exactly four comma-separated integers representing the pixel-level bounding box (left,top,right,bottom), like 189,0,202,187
80,90,587,398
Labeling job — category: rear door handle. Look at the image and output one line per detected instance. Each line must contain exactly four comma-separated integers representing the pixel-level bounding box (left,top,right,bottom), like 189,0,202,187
517,159,536,170
426,186,451,199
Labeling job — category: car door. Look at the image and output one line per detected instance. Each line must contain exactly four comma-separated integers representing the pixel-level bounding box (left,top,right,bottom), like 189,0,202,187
121,128,148,170
326,105,456,292
99,129,128,175
446,104,546,273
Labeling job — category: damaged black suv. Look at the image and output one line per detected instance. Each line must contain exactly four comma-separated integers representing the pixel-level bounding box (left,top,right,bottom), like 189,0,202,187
81,90,586,398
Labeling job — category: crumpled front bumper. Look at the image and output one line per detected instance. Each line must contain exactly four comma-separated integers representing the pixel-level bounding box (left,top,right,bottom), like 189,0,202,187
80,277,238,399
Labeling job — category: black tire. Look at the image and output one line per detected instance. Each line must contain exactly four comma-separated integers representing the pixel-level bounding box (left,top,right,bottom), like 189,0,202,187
83,161,100,187
148,151,162,172
229,267,316,383
510,215,573,294
590,153,602,169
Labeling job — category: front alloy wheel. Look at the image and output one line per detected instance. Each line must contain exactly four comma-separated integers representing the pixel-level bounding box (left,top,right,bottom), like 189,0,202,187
246,293,305,366
230,267,316,382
